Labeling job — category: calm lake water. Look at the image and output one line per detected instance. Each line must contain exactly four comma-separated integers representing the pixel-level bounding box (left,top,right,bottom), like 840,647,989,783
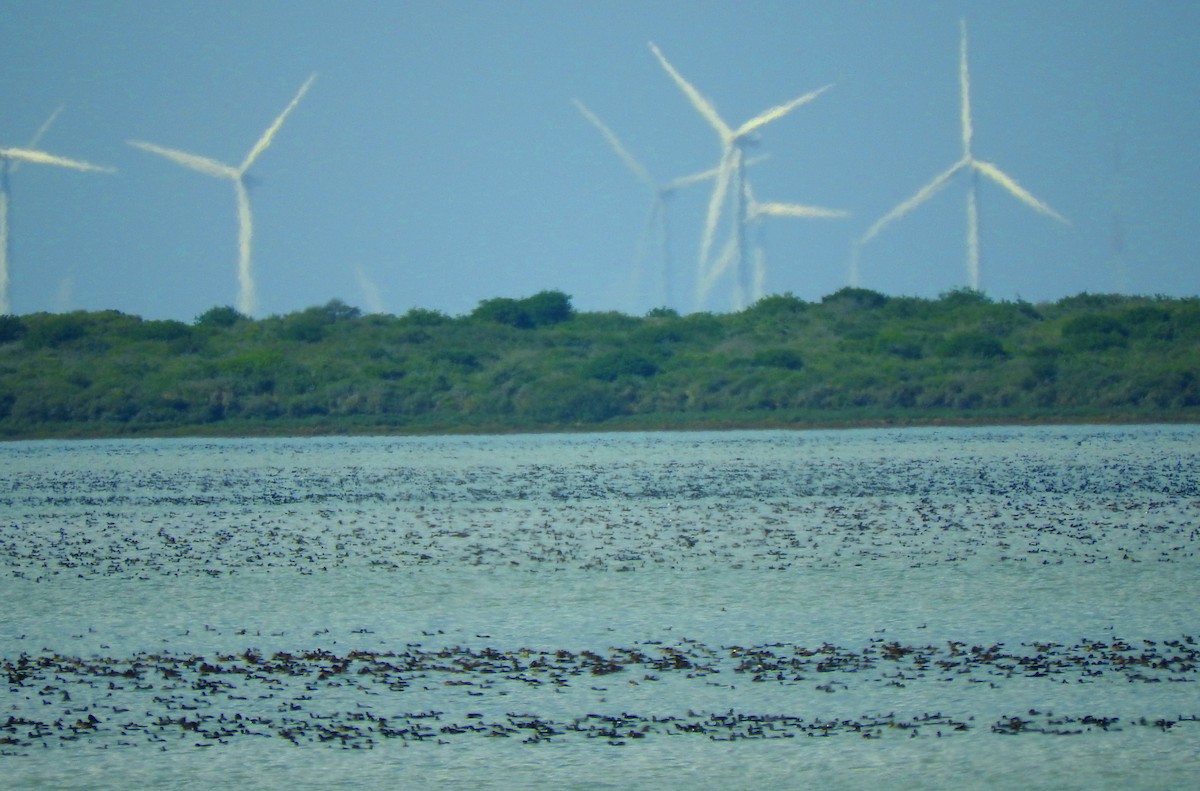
2,425,1198,789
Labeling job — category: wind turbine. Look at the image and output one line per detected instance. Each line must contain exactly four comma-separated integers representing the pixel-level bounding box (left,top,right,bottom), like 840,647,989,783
1,107,114,315
573,98,740,310
648,42,833,310
855,20,1067,292
129,74,316,316
704,180,848,308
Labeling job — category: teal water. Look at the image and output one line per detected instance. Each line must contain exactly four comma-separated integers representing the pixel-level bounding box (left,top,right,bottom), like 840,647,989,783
2,426,1198,789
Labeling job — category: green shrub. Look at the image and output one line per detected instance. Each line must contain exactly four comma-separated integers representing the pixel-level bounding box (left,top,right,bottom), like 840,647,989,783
937,331,1007,359
195,306,247,328
2,290,1197,438
822,287,889,310
25,313,88,348
130,319,193,342
1055,293,1127,312
750,348,805,370
0,314,27,343
937,288,992,307
874,331,923,359
280,312,328,342
401,307,450,326
471,291,573,329
517,376,624,423
586,350,660,381
522,290,574,326
747,292,809,317
432,349,481,370
1122,306,1173,339
472,297,532,328
1061,314,1129,351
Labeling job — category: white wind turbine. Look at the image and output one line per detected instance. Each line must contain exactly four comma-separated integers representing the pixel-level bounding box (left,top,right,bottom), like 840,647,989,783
1,107,114,315
574,98,740,310
855,20,1067,291
705,180,848,308
648,42,837,310
129,74,316,317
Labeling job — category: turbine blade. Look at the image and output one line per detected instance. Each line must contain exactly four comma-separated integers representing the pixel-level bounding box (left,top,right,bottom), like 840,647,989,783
741,177,759,211
700,234,738,306
0,147,114,173
960,19,973,157
663,164,722,191
648,42,733,142
9,106,68,175
573,99,655,189
240,73,316,173
697,148,735,283
736,85,832,138
355,265,385,315
752,201,849,220
128,141,235,179
7,105,68,177
235,180,256,317
859,161,965,245
663,154,768,192
973,160,1068,223
28,106,65,149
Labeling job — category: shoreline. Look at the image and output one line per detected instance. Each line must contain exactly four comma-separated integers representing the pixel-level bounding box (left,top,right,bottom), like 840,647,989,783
3,409,1196,442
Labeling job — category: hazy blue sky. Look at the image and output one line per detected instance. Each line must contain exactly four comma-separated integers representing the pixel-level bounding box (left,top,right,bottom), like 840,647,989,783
2,1,1197,319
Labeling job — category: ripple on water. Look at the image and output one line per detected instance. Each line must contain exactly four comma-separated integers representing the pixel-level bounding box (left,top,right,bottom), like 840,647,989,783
2,426,1198,788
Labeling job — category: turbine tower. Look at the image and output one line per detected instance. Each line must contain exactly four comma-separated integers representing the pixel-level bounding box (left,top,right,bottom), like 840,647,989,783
129,74,316,317
648,42,835,310
574,98,729,310
856,20,1067,291
1,107,114,315
705,180,848,308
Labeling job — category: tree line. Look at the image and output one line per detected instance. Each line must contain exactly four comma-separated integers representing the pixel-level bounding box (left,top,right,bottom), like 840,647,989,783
1,288,1198,439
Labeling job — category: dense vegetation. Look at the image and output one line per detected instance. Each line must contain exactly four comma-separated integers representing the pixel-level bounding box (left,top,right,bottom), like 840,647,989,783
1,287,1198,439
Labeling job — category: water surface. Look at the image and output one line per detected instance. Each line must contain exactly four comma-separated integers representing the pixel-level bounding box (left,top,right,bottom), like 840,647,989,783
2,426,1198,788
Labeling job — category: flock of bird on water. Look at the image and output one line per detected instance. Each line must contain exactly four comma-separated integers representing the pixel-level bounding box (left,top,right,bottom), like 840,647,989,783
1,20,1068,319
2,431,1197,752
4,637,1196,749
